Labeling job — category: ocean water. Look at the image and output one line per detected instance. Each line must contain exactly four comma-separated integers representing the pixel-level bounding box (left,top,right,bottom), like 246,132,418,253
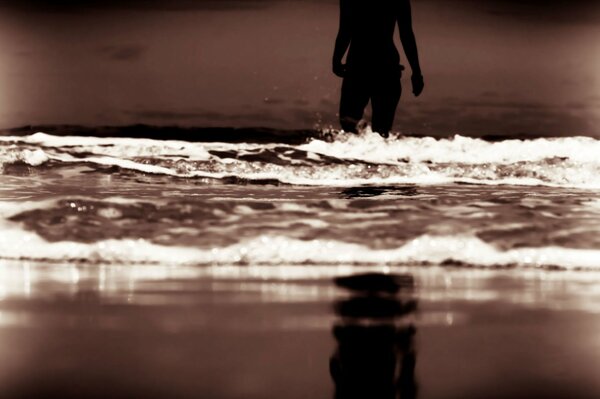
1,127,600,398
1,129,600,269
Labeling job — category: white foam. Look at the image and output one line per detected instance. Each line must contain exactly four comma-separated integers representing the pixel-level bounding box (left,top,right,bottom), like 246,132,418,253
42,152,600,189
0,132,212,161
0,146,50,168
6,131,600,165
2,132,600,189
1,221,598,270
300,130,600,165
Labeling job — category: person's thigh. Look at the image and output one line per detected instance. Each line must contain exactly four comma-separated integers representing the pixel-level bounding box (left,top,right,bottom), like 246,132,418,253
339,73,370,133
370,67,402,136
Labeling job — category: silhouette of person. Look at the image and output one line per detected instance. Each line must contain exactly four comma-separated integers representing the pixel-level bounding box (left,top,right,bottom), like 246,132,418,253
333,0,424,138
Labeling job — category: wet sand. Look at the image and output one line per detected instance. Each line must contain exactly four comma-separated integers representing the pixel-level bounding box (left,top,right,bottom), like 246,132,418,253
0,261,599,399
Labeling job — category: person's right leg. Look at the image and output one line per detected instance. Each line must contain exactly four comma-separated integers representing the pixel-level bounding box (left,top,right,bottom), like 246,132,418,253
370,67,402,138
339,72,370,133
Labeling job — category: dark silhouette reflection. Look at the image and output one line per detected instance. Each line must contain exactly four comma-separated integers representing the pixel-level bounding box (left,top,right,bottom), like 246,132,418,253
331,273,418,399
341,185,419,199
333,0,424,138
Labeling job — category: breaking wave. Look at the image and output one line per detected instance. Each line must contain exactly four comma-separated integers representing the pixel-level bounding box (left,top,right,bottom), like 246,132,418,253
1,128,600,188
1,222,599,270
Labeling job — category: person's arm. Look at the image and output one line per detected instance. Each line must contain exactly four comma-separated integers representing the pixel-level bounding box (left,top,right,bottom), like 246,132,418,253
332,0,351,77
398,0,424,96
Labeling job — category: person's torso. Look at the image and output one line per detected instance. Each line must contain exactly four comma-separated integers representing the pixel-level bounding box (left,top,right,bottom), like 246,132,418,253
345,0,400,70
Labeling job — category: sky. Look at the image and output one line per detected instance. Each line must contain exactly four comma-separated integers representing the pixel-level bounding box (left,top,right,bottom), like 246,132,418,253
0,0,599,137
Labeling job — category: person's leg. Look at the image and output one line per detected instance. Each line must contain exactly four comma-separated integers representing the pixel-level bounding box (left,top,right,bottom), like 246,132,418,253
339,72,370,133
370,67,402,138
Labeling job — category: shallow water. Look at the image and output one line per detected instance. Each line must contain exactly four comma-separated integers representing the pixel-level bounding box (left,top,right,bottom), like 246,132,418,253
0,128,599,397
1,169,599,268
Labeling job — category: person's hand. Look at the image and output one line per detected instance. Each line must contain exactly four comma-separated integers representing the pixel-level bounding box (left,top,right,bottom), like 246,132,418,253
333,61,346,78
411,73,424,97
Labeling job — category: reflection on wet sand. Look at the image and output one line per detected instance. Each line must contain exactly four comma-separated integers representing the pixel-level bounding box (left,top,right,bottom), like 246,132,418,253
331,273,418,399
1,261,600,398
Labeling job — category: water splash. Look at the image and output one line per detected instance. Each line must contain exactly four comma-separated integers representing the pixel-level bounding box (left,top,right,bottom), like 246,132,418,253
2,130,599,189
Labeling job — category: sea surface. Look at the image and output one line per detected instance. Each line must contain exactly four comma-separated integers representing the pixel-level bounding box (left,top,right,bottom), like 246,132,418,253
0,127,600,398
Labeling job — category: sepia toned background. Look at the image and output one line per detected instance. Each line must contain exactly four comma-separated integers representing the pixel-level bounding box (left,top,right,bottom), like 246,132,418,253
1,3,600,398
0,0,599,136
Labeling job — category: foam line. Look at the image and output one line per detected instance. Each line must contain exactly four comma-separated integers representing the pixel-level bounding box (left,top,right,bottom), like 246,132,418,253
1,223,598,270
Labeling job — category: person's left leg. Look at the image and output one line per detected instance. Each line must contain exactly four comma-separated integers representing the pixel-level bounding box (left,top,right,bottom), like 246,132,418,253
339,71,370,133
370,67,402,138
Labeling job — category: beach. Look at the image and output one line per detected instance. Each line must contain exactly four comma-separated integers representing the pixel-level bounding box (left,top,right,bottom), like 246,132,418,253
1,0,599,396
0,261,599,398
0,129,599,398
